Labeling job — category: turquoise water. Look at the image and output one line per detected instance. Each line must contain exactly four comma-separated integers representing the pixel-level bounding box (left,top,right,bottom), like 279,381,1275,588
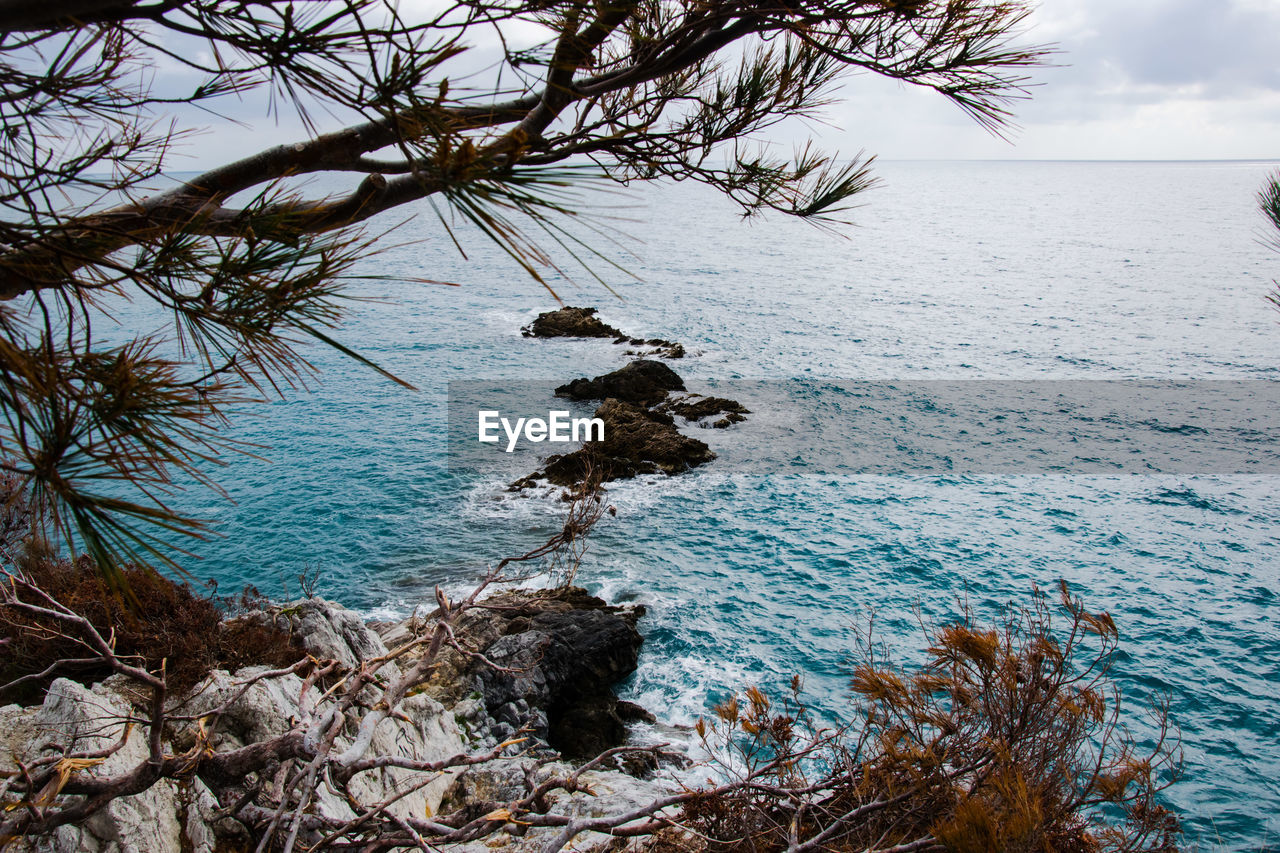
126,161,1278,848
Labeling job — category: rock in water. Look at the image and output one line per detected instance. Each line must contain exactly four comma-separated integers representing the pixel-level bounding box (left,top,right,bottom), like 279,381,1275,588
522,306,625,339
514,362,738,489
417,588,646,760
623,339,685,359
534,399,716,486
555,359,686,406
656,394,750,426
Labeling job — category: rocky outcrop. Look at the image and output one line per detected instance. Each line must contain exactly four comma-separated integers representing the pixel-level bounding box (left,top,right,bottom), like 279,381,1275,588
556,359,686,406
257,597,395,672
0,602,468,853
510,360,737,489
0,678,201,853
624,338,685,359
0,593,657,852
399,587,646,761
656,393,750,428
527,399,716,487
522,309,685,358
177,664,462,828
437,757,676,853
522,307,625,339
517,325,743,488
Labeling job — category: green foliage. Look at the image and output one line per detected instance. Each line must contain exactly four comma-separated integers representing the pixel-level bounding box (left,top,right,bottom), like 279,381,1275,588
0,0,1049,578
1261,172,1280,240
1260,172,1280,313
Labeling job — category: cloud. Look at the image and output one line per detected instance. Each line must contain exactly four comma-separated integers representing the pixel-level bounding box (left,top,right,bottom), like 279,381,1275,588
159,0,1280,168
1028,0,1280,115
804,0,1280,160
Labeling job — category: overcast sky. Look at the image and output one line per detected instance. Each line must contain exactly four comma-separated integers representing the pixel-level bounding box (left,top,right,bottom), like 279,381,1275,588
173,0,1280,168
817,0,1280,160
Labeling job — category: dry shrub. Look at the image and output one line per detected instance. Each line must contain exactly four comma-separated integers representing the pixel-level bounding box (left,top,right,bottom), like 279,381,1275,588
676,584,1182,853
0,547,306,705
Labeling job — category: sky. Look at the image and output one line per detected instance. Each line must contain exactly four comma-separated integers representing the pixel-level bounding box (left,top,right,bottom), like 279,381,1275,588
817,0,1280,160
170,0,1280,168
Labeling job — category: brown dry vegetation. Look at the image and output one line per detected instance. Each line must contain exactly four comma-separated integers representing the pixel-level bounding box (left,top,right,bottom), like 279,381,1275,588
0,471,1182,852
671,584,1182,853
0,546,305,705
0,561,1184,852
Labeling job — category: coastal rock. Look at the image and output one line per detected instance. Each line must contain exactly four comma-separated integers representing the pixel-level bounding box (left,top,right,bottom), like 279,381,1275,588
2,591,664,852
235,598,400,682
555,359,686,406
283,598,392,671
418,587,645,760
175,601,465,819
656,393,749,427
521,307,625,339
0,678,189,853
439,759,676,853
536,398,716,486
175,664,465,823
624,339,685,359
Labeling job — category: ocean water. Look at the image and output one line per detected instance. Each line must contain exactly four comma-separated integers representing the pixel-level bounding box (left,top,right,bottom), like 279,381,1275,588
126,161,1278,848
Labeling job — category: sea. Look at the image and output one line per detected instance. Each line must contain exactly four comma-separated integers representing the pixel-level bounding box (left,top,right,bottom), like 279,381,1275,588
130,160,1279,848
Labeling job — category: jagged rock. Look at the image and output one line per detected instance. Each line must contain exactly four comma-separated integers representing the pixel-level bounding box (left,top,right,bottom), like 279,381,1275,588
624,339,685,359
172,661,465,824
656,394,749,426
521,308,688,358
286,598,390,670
521,307,625,339
439,758,676,853
555,359,685,406
617,699,658,724
530,398,715,487
235,598,399,682
0,678,189,853
0,599,468,851
1,594,669,852
417,588,645,761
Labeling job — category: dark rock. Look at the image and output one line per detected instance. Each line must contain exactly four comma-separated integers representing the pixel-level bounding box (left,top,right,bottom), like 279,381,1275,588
522,307,625,339
418,588,647,761
656,394,750,423
617,750,661,779
616,699,657,724
506,473,543,492
534,398,715,487
555,359,685,406
523,309,688,359
624,340,684,359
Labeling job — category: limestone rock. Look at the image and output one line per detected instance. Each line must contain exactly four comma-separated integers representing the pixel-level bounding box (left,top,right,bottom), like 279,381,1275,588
0,678,185,853
284,598,392,671
442,761,679,853
1,592,669,852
